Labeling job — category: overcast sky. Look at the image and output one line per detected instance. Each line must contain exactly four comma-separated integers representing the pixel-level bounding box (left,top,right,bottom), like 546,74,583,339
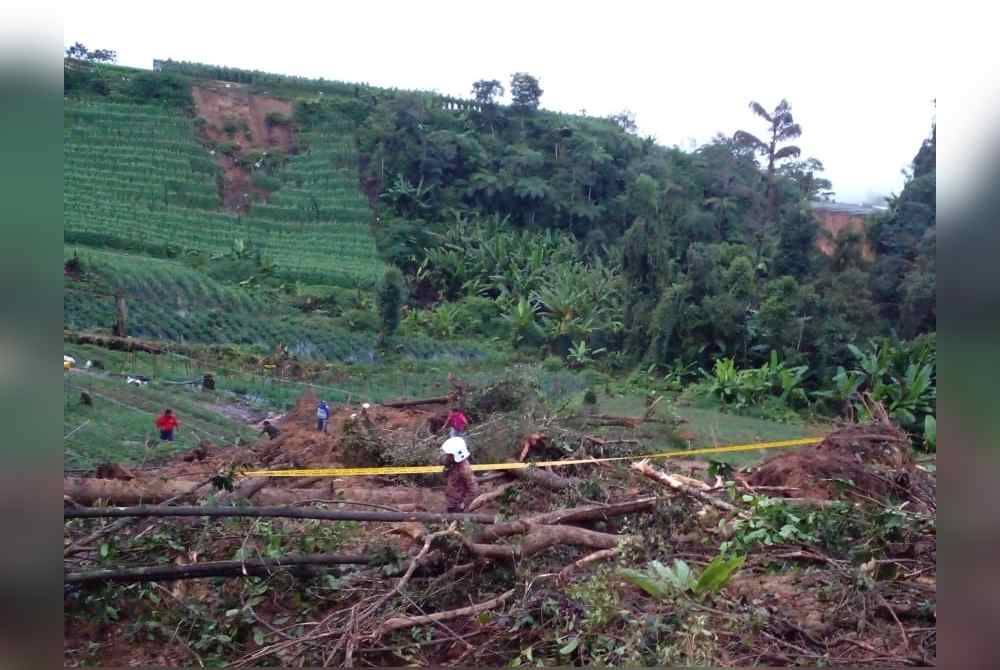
64,1,936,203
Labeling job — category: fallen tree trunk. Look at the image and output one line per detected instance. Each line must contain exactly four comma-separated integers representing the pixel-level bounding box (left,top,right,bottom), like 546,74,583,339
380,395,452,409
466,525,624,560
65,552,371,584
64,504,497,525
64,477,446,509
478,497,657,542
64,330,167,354
526,497,656,525
376,588,516,636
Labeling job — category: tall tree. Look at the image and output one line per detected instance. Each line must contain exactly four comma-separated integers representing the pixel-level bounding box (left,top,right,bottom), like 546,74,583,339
471,79,505,106
510,73,543,110
65,42,117,63
734,99,802,242
377,267,406,345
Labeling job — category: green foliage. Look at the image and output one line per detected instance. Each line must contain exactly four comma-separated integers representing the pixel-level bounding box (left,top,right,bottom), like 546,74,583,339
841,335,936,444
699,351,808,417
566,571,619,629
542,355,564,372
510,72,543,110
128,72,192,109
721,494,825,554
721,493,932,563
377,267,405,338
567,340,606,368
619,554,745,601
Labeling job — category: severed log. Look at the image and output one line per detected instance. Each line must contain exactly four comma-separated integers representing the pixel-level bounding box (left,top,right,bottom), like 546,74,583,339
379,395,453,409
64,504,497,525
64,476,206,505
509,466,579,491
65,552,372,584
64,329,166,354
631,460,745,516
376,588,516,636
526,497,656,525
465,525,623,560
64,477,446,509
583,415,643,428
477,497,658,543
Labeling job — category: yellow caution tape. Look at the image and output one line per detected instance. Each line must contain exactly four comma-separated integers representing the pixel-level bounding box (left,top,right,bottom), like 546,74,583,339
241,436,822,478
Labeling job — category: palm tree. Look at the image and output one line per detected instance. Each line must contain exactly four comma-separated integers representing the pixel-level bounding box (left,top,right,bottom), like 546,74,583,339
734,99,802,231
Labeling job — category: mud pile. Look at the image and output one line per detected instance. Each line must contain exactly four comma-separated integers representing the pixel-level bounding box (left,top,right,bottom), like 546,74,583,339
748,419,935,509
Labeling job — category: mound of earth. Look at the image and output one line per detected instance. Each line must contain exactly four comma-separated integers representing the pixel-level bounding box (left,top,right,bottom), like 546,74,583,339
748,419,935,509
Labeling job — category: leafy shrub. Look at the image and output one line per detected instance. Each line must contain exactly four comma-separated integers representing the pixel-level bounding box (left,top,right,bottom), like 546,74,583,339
376,268,406,338
342,308,379,332
127,72,192,109
619,554,745,601
542,356,563,372
583,388,598,405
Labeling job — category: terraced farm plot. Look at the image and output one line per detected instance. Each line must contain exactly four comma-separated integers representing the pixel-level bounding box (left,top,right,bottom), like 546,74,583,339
63,370,258,471
64,100,384,288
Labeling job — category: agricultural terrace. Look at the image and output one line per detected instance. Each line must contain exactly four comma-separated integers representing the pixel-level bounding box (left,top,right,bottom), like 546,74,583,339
64,246,485,363
64,99,383,288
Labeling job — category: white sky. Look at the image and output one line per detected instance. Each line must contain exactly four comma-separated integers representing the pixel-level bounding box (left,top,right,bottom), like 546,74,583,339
63,1,938,203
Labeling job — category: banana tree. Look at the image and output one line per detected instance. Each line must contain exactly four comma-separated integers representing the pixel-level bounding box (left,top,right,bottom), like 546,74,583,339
501,297,543,347
567,340,606,368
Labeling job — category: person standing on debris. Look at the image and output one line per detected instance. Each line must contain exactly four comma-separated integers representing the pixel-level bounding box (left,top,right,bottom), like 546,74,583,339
440,436,479,513
445,406,469,438
154,408,179,442
260,420,279,440
316,400,331,433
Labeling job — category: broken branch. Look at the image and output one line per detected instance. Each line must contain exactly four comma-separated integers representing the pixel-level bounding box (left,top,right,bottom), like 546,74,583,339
376,588,515,636
65,552,371,584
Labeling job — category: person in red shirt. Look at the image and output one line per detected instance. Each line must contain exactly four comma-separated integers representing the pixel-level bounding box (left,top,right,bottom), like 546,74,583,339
155,409,180,441
445,407,468,437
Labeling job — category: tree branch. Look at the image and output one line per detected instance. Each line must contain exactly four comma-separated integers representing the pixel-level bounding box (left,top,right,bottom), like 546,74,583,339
376,588,515,636
65,552,371,584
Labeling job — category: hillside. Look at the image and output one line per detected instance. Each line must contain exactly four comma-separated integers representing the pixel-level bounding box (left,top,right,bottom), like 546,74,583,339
63,53,935,670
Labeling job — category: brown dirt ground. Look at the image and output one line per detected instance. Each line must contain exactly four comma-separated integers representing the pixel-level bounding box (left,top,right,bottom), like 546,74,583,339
191,82,295,212
747,421,935,509
158,390,450,497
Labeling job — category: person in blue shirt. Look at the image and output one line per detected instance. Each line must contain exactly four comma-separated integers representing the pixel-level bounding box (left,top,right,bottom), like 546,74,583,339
316,400,330,433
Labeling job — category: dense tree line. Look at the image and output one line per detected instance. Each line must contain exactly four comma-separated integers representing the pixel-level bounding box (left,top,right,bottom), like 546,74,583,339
322,78,935,389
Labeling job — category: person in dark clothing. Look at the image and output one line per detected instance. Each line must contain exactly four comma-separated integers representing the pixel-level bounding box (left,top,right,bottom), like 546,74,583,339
260,420,279,440
440,436,479,513
154,409,179,441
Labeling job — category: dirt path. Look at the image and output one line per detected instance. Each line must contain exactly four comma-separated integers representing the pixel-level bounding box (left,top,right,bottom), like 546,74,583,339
191,82,295,212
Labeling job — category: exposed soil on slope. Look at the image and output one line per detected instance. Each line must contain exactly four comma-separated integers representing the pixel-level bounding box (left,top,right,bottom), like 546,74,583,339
748,420,936,510
814,210,875,260
191,82,296,212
